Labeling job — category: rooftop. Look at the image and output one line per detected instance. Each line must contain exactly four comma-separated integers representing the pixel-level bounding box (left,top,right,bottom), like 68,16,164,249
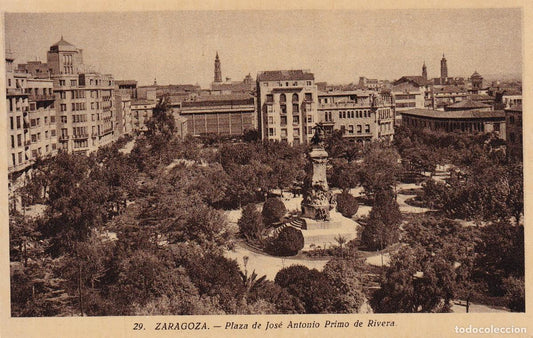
257,70,314,82
402,108,505,119
445,99,491,110
393,76,429,87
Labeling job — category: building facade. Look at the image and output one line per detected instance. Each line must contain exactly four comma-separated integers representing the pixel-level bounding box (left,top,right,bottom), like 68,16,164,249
401,108,506,140
505,105,522,158
131,99,156,132
256,70,318,145
317,90,395,142
6,51,31,173
179,94,255,137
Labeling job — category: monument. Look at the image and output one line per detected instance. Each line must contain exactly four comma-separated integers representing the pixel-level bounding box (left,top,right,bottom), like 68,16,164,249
290,123,359,248
301,124,335,222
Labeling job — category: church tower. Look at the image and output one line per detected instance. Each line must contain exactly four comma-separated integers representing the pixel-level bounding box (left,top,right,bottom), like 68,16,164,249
440,54,448,81
214,52,222,83
422,62,427,81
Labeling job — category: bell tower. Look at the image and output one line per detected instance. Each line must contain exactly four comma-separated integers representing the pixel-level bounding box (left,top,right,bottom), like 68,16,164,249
440,54,448,82
214,52,222,83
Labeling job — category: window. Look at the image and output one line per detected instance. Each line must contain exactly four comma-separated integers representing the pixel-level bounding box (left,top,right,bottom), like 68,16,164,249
61,116,67,123
70,80,77,86
349,125,354,134
61,104,67,112
51,130,56,137
59,80,66,86
293,128,300,137
11,136,15,148
16,117,21,129
281,129,287,137
31,134,37,143
281,116,287,125
305,93,312,101
50,116,56,123
268,128,276,137
357,125,362,134
32,150,38,159
280,94,286,103
10,117,13,130
292,93,299,102
293,115,300,125
306,81,312,86
18,152,23,164
365,124,370,133
308,126,313,135
12,154,16,166
281,105,287,114
268,116,274,124
307,115,313,123
293,104,299,113
266,94,273,103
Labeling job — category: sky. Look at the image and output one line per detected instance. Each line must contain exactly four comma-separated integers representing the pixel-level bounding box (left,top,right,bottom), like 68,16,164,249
4,9,522,87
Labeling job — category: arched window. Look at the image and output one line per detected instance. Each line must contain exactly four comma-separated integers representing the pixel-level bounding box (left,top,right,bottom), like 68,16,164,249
280,94,286,103
292,93,299,102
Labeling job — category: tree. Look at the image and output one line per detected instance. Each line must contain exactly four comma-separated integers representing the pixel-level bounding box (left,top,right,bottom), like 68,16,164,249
267,226,304,256
243,129,260,142
475,221,524,296
359,144,401,197
372,245,456,313
503,277,525,312
329,158,360,190
185,254,245,314
238,204,264,242
262,197,287,226
322,258,366,313
336,190,359,217
274,265,344,313
360,188,401,250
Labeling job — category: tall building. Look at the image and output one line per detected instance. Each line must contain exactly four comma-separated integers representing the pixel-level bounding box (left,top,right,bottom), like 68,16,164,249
26,78,58,162
44,37,116,154
317,90,395,142
440,54,448,80
214,52,222,83
422,62,427,81
6,50,31,173
256,70,318,145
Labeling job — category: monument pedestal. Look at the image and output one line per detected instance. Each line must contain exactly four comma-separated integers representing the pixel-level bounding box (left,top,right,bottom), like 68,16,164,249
299,211,360,249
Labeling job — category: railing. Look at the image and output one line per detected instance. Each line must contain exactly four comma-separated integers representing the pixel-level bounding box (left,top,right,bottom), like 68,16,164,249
29,94,55,102
6,88,25,95
72,134,89,140
318,102,372,109
59,135,69,141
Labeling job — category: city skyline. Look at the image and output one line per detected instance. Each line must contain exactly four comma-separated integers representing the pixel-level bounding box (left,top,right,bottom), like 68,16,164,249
5,9,522,87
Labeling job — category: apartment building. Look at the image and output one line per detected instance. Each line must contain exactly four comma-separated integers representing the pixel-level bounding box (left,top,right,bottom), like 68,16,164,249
317,90,395,142
256,70,318,145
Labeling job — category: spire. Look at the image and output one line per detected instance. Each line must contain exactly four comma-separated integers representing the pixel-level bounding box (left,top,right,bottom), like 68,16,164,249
214,52,222,83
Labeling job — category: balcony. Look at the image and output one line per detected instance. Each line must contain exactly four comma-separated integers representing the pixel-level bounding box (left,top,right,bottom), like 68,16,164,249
29,94,55,102
6,88,26,96
72,133,89,140
59,135,69,141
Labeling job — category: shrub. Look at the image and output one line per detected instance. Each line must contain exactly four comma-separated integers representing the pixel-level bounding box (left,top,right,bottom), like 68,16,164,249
268,226,304,256
262,197,287,225
238,204,264,241
336,190,359,217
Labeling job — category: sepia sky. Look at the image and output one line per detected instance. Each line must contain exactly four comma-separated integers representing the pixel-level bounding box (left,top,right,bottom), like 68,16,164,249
4,9,522,87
